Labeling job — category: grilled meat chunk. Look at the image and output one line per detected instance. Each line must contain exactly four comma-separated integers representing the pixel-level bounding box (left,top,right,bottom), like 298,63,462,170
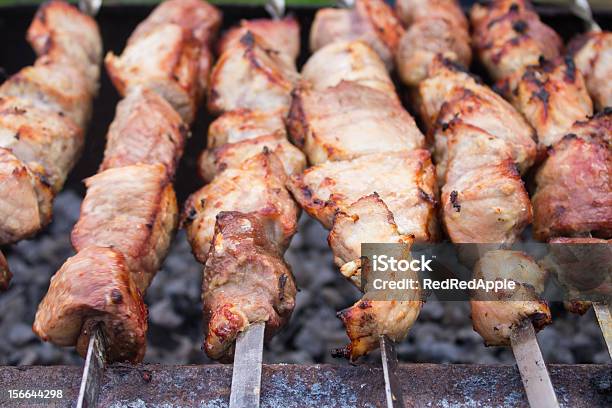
569,31,612,111
72,164,178,293
533,112,612,240
395,0,471,86
470,250,552,346
470,0,563,93
100,88,187,178
208,31,299,115
33,246,148,362
183,152,299,264
310,0,404,69
198,133,306,182
513,57,593,147
288,150,437,242
288,81,424,165
328,194,414,286
301,40,395,94
0,96,83,192
106,0,221,123
0,148,53,245
27,0,102,72
0,250,10,291
338,298,422,361
203,211,297,360
218,17,300,61
207,110,286,148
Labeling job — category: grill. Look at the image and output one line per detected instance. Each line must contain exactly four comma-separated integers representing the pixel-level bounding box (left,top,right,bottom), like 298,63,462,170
0,2,610,407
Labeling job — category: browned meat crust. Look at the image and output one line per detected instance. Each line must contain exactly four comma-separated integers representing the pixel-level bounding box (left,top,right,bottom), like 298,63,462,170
513,57,593,147
309,0,404,69
395,0,471,86
207,109,287,149
533,111,612,240
208,31,299,116
470,250,552,347
106,0,221,123
217,17,300,61
470,0,563,93
203,211,297,360
183,152,299,264
100,88,188,179
0,250,11,291
569,31,612,111
0,1,101,245
288,81,424,165
34,246,148,362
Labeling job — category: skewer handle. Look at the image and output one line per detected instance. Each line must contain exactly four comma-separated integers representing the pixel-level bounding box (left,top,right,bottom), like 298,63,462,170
229,322,266,408
510,321,559,408
76,325,107,408
380,335,406,408
593,302,612,359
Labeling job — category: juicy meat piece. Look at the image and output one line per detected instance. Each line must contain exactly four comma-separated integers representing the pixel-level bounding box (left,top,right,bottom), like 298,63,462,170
33,246,147,362
0,148,53,245
100,88,188,179
533,111,612,240
301,40,396,95
72,164,178,293
129,0,222,97
470,250,552,346
0,55,97,128
105,23,201,123
569,31,612,111
183,152,299,264
198,133,306,182
514,57,593,147
287,150,438,242
310,0,404,69
203,211,297,360
208,32,299,115
0,250,10,291
395,0,471,86
207,110,286,149
27,0,102,68
107,0,221,123
470,0,563,92
328,194,414,286
0,96,84,192
218,17,300,61
338,299,422,361
288,81,424,165
442,159,532,244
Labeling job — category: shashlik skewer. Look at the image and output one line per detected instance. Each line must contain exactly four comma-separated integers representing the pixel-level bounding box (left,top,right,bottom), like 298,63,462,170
0,1,101,252
33,0,221,364
295,0,431,362
181,15,303,362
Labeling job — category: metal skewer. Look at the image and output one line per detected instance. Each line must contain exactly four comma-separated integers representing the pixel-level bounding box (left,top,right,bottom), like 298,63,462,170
78,0,102,17
76,325,107,408
380,335,406,408
229,322,266,408
593,302,612,359
510,321,560,408
570,0,602,32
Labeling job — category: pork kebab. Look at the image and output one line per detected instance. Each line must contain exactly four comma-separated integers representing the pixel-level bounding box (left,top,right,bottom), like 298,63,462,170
288,0,437,361
33,0,221,362
0,0,102,289
471,0,612,323
395,0,554,354
181,17,305,361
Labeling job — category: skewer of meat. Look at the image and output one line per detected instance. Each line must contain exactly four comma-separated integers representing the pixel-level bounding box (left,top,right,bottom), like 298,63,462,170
470,0,593,147
181,16,303,362
33,0,221,363
293,1,436,361
0,1,101,255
